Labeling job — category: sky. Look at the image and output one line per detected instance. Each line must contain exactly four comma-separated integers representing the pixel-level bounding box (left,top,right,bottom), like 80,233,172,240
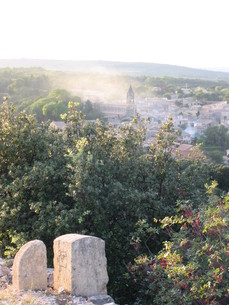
1,0,229,70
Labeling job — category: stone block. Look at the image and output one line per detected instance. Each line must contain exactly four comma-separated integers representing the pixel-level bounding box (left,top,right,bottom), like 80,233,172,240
53,234,109,296
12,240,47,290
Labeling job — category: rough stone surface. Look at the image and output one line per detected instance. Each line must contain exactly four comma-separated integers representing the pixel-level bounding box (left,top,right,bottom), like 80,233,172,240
0,264,11,278
12,240,47,290
53,234,109,296
88,295,115,305
47,268,54,288
0,263,12,289
1,258,117,304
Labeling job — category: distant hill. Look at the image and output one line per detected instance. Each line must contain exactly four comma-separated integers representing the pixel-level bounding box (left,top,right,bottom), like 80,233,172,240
1,59,229,80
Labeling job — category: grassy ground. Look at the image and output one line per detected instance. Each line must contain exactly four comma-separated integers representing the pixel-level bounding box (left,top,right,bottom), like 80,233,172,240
0,286,94,305
0,286,39,305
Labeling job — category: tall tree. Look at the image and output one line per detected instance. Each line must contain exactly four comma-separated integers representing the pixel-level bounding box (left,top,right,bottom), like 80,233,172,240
0,102,71,261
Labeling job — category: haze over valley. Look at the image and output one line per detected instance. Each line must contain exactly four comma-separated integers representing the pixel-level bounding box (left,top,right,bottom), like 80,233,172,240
1,1,229,305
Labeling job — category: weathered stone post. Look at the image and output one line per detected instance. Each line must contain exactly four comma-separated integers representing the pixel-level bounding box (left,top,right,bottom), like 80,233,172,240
53,234,109,296
12,240,47,290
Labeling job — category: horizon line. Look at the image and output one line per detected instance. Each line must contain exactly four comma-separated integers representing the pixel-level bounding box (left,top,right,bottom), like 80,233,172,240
0,58,229,73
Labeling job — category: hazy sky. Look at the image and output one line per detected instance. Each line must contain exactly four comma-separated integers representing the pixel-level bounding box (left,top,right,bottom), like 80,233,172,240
1,0,229,69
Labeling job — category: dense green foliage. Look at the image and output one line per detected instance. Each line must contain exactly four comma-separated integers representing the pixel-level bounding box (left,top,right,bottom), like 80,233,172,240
0,103,71,259
210,164,229,191
0,69,102,121
128,183,229,304
199,125,229,163
1,67,229,118
203,126,229,149
133,75,229,101
0,101,228,304
27,88,80,121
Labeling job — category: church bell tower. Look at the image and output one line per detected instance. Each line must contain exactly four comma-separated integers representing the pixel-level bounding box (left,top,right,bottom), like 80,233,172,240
126,85,134,104
126,85,136,116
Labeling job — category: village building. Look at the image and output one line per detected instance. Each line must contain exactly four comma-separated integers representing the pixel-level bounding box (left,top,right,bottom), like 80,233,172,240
99,85,136,123
126,85,136,116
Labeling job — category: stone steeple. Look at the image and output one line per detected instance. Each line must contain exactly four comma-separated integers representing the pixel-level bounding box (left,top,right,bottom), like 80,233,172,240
126,85,134,105
126,85,135,116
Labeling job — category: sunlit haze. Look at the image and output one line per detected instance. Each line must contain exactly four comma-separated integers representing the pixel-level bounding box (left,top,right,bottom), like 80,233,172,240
1,0,229,70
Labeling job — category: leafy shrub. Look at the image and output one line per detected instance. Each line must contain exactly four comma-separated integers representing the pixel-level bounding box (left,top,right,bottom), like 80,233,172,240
0,102,214,304
129,183,229,304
